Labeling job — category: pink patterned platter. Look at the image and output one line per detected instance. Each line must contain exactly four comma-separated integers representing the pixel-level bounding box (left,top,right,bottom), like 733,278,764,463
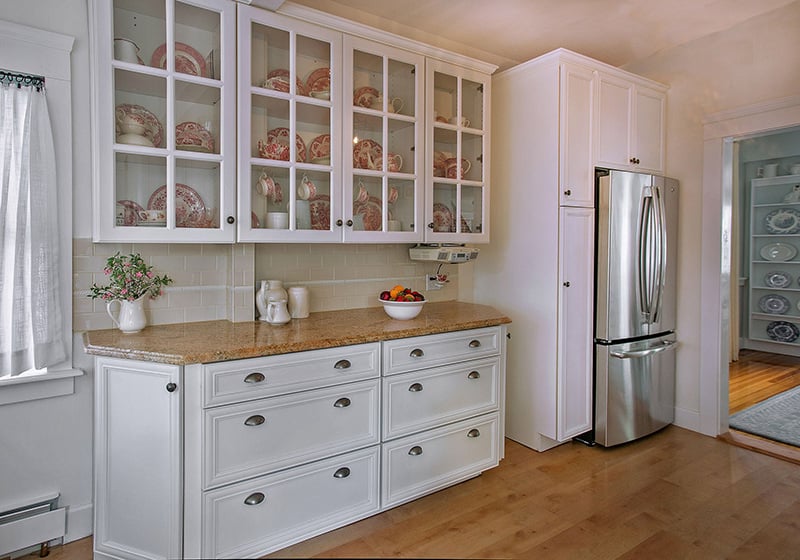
353,138,382,170
310,194,331,230
353,85,379,108
115,103,164,148
354,195,392,231
116,199,144,226
266,127,307,162
432,202,454,233
147,183,207,228
309,133,331,161
176,121,215,153
262,69,306,95
151,42,207,77
305,67,330,96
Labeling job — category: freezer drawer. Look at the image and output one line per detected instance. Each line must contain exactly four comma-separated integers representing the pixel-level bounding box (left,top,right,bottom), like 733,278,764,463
595,335,676,447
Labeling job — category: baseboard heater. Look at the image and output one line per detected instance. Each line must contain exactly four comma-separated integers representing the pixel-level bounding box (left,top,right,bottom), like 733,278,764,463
0,493,65,558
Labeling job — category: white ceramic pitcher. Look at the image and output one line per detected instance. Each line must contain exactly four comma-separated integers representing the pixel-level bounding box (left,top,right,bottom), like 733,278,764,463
107,296,147,333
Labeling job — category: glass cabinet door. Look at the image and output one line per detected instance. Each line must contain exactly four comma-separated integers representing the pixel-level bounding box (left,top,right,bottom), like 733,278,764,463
93,0,235,242
343,36,424,242
426,60,490,243
237,6,342,242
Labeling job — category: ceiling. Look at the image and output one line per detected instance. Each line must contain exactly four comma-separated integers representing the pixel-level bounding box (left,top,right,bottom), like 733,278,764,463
279,0,797,72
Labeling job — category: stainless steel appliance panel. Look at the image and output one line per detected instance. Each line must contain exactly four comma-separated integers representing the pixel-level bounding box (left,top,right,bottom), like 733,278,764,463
594,334,676,447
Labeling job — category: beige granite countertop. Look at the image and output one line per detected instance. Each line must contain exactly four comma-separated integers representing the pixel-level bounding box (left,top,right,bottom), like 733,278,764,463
83,301,511,365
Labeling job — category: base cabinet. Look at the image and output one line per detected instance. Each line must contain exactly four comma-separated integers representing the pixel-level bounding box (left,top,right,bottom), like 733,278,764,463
94,327,506,559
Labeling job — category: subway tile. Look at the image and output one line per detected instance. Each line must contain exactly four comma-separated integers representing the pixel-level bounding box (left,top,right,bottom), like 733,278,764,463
73,238,93,256
187,255,218,271
149,307,185,325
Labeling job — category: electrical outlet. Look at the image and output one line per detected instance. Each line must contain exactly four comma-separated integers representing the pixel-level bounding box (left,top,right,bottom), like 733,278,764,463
425,275,442,290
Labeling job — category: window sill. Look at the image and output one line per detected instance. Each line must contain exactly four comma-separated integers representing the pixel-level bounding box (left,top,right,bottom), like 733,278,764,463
0,369,83,405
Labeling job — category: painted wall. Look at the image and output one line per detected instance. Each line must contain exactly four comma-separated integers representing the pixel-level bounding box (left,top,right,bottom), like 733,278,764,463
623,1,800,429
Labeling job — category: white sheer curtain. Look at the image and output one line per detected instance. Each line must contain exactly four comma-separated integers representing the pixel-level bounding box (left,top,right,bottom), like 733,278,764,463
0,79,66,376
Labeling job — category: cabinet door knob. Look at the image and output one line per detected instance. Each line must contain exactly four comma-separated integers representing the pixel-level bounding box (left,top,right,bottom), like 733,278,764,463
244,492,265,506
408,382,423,392
243,372,265,384
467,370,481,380
226,216,235,224
467,428,481,438
563,281,571,287
629,157,640,164
564,189,572,196
409,348,424,358
333,467,351,479
408,445,423,456
166,383,177,393
427,222,434,229
468,339,481,348
336,219,343,227
334,359,351,370
346,219,354,227
244,415,265,426
334,397,351,408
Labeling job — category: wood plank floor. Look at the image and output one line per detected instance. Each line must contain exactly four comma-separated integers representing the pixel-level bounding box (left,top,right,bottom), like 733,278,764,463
38,427,800,560
729,349,800,414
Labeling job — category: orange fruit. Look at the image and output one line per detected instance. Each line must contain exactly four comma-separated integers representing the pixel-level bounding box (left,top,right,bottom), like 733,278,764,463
389,284,405,298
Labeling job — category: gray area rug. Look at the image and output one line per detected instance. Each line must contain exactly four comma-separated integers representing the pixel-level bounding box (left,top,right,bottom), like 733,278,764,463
729,385,800,447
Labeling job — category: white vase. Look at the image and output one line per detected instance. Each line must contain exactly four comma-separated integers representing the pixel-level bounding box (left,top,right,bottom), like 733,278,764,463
107,296,147,333
256,280,268,321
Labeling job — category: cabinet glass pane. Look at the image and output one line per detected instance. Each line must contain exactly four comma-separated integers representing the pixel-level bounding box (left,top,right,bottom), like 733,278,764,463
460,185,484,234
388,59,414,117
250,23,293,92
115,154,166,227
114,69,166,149
352,50,382,110
251,96,292,160
353,114,383,171
113,0,165,68
462,78,484,130
433,127,457,179
297,103,331,165
433,72,457,124
175,159,219,228
462,132,483,182
175,80,220,154
352,175,384,231
251,166,290,229
297,169,331,231
387,119,414,174
297,35,331,99
432,183,457,233
173,2,219,79
388,179,415,232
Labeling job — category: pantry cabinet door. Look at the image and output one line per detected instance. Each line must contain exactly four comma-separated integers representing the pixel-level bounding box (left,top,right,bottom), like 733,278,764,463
594,72,633,171
559,62,595,207
632,85,665,173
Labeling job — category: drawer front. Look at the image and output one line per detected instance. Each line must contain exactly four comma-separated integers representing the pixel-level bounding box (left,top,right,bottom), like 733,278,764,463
382,357,499,440
382,327,501,375
204,379,380,489
202,343,380,407
203,446,380,559
381,413,499,509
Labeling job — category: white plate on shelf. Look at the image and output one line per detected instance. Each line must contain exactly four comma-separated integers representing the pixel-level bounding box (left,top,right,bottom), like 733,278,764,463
760,242,798,261
765,207,800,234
758,294,791,314
765,270,792,288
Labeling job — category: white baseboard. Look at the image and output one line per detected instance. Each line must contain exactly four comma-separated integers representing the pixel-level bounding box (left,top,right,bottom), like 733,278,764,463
673,406,701,432
65,502,93,543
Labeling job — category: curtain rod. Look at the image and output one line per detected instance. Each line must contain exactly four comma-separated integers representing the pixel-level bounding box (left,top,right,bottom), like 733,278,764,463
0,70,45,91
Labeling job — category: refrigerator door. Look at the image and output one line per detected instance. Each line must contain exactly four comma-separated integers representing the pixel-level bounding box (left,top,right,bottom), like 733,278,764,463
594,334,676,447
595,169,679,342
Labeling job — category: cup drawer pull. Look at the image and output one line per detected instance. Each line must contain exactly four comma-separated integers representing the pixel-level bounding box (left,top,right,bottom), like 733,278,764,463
409,348,424,358
333,467,351,479
244,492,265,506
334,397,351,408
244,415,265,427
408,383,424,392
408,445,423,456
467,371,481,380
468,339,481,348
244,372,265,384
334,359,351,370
467,428,481,438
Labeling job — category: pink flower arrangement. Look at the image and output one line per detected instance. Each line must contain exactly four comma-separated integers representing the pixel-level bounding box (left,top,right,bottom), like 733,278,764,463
88,252,173,302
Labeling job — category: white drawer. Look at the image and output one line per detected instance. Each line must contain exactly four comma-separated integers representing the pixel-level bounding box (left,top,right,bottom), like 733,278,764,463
382,357,499,440
203,446,380,559
203,379,380,489
202,343,380,407
382,327,501,375
381,413,499,509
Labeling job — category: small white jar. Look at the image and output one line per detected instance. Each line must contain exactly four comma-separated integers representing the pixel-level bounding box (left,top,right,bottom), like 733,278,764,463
288,286,310,318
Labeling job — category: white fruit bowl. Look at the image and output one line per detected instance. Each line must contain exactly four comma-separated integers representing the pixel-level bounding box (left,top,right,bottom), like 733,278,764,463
379,298,425,320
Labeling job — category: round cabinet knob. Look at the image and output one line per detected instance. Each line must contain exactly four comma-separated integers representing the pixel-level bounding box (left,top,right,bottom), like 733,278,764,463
427,222,434,229
244,492,265,506
226,216,235,224
165,383,177,393
346,219,354,227
336,219,343,227
563,281,571,287
564,189,572,196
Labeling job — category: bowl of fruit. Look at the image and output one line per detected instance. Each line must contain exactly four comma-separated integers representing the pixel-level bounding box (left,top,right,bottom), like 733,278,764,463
379,285,425,320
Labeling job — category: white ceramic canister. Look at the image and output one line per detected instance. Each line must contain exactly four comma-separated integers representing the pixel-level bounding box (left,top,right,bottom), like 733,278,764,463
266,280,288,303
288,286,310,318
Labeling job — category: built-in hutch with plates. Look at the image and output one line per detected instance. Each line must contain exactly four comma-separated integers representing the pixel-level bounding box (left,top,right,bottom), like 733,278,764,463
747,173,800,355
90,0,495,243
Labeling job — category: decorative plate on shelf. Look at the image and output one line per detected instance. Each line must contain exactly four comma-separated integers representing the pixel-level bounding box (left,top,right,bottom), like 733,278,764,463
309,133,331,161
261,69,307,95
150,42,207,77
175,121,214,153
309,194,330,230
765,270,792,288
766,320,800,343
116,199,144,226
760,242,798,261
266,127,307,162
765,207,800,234
115,103,164,148
305,67,330,96
147,183,206,228
353,138,381,170
353,85,379,108
354,195,391,231
432,202,454,233
758,294,791,314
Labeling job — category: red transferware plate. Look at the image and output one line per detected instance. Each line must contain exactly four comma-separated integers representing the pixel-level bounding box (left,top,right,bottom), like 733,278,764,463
354,195,392,231
310,194,331,230
147,183,207,228
432,202,454,233
115,103,164,148
267,127,307,162
309,133,331,160
353,85,379,108
151,42,207,77
353,138,382,170
305,67,330,95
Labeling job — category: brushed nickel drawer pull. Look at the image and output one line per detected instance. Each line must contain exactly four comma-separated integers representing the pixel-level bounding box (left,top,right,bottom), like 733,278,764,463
244,492,265,505
408,383,423,392
334,359,351,370
467,429,481,438
468,339,481,348
334,397,351,408
244,415,265,427
467,371,481,380
410,348,424,358
333,467,351,479
408,446,423,456
244,372,265,384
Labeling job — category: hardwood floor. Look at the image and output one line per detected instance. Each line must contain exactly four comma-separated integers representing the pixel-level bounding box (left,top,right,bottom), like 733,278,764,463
39,427,800,560
729,349,800,414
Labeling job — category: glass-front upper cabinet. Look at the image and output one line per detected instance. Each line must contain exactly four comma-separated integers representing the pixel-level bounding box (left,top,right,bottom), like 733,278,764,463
425,59,490,243
91,0,236,242
237,6,342,242
342,36,424,242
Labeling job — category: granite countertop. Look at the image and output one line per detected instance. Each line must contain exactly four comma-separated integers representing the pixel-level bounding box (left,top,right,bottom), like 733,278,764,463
83,301,511,365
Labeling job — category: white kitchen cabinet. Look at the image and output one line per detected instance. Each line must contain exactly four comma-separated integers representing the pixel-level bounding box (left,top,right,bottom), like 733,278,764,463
90,0,237,243
595,71,666,174
559,63,595,207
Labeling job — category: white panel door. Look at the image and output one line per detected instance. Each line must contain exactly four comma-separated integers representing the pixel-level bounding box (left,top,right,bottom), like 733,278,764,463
595,73,633,170
559,62,595,207
633,86,666,173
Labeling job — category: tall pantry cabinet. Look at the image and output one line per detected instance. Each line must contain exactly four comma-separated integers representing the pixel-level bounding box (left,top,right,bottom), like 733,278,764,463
474,48,667,451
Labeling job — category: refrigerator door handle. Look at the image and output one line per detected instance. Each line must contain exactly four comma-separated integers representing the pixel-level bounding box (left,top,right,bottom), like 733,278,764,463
652,184,668,323
609,340,677,359
638,188,656,321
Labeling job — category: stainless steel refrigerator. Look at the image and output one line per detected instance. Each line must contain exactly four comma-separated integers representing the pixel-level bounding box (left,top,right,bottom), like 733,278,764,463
593,168,679,447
